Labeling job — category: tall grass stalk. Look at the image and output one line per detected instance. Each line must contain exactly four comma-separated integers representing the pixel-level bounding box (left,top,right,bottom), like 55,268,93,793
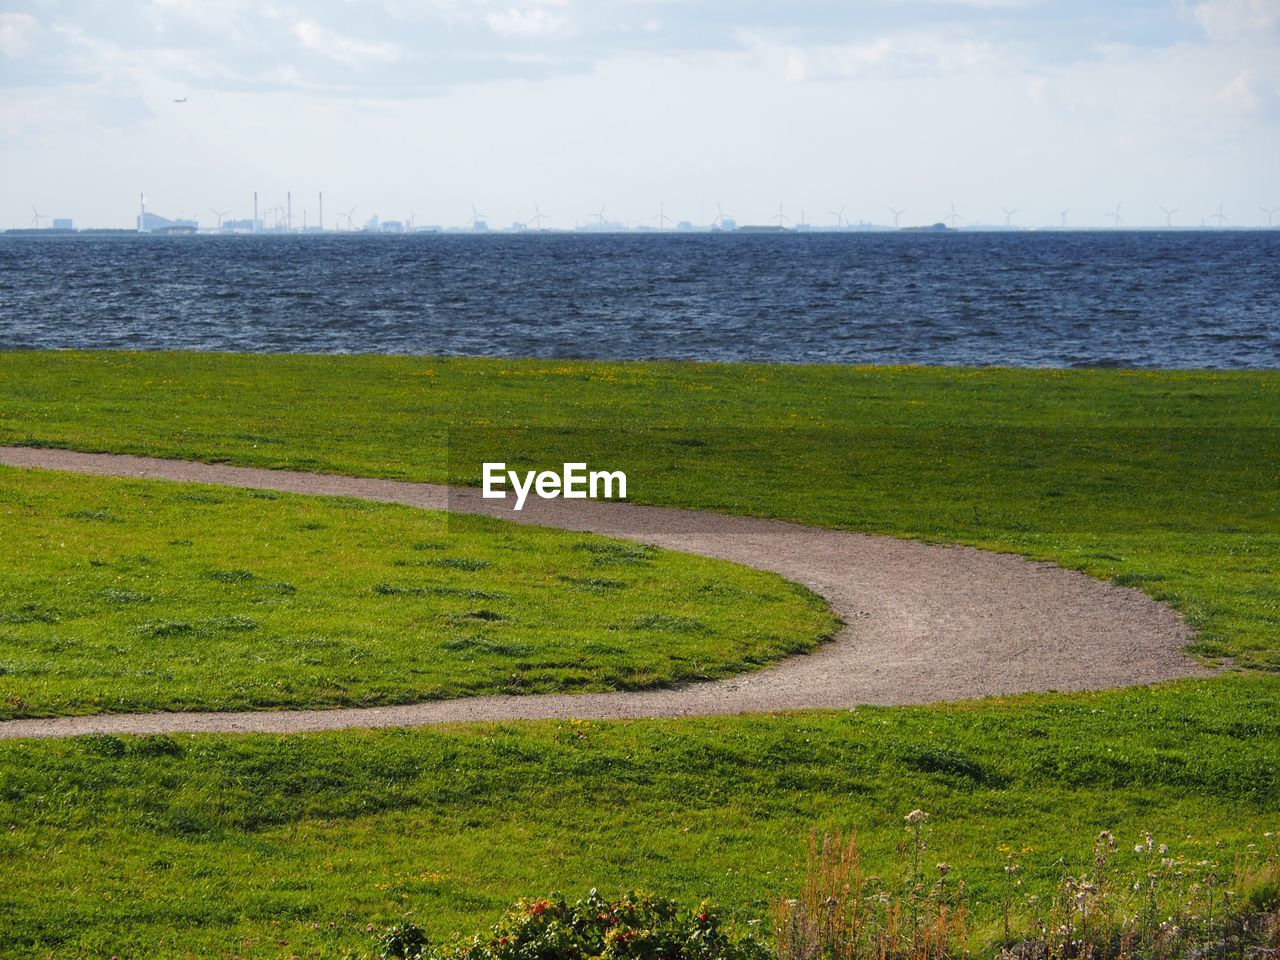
773,816,969,960
776,818,1279,960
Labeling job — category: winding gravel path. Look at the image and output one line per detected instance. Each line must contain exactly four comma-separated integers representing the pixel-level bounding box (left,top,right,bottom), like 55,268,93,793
0,447,1204,738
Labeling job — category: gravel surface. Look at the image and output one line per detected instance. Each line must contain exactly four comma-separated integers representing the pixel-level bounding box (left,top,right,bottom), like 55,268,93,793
0,447,1204,738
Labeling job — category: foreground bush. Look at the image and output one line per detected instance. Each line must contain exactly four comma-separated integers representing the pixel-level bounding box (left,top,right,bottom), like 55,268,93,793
376,890,770,960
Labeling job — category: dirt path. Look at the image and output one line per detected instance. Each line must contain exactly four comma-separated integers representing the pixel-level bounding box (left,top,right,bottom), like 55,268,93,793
0,447,1204,738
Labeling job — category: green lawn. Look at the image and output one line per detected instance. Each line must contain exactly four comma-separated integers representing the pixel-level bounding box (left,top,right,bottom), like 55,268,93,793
1,679,1276,957
2,353,1276,667
0,468,833,718
0,352,1277,958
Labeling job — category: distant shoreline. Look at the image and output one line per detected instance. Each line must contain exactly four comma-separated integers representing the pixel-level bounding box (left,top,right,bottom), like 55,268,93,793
5,226,1277,237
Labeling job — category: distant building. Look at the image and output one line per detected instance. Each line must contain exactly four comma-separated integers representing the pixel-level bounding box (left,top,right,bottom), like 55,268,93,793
52,218,74,231
381,220,404,233
138,211,197,232
222,219,258,232
677,221,694,231
718,218,737,231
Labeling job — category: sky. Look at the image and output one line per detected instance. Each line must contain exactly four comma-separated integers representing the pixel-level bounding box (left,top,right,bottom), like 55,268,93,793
1,0,1278,230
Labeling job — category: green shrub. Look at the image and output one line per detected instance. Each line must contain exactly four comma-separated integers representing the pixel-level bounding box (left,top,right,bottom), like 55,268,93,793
377,920,429,960
377,891,769,960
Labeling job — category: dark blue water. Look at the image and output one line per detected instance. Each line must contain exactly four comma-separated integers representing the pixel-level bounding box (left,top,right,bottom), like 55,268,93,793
1,232,1277,367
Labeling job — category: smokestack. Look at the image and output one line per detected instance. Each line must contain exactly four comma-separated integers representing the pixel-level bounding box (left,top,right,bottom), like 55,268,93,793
287,191,292,233
253,192,259,233
138,192,146,233
319,191,324,232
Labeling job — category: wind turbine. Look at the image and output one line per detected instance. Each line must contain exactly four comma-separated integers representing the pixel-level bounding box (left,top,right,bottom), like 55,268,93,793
530,203,549,230
651,202,672,230
1209,203,1226,229
887,206,906,228
29,206,47,229
1107,203,1123,228
1262,206,1279,228
209,208,229,229
828,204,848,228
589,203,608,226
943,201,960,229
1059,209,1070,229
1159,205,1178,229
342,206,357,231
999,206,1019,228
711,202,733,228
469,203,488,229
772,202,791,229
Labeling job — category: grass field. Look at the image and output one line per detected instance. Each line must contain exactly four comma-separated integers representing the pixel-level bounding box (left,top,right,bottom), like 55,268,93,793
0,467,834,719
1,680,1276,956
0,352,1276,958
3,353,1276,668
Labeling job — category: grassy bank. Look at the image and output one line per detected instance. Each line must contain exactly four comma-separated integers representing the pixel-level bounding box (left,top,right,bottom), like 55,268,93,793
2,352,1276,667
1,677,1277,957
0,468,833,718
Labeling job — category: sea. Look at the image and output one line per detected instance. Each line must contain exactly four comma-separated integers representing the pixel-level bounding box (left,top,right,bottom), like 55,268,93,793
1,231,1277,367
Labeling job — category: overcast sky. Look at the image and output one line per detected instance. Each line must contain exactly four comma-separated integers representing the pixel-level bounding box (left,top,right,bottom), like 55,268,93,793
2,0,1277,229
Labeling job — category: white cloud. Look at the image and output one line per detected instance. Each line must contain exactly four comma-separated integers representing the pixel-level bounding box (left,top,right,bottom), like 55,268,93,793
1218,69,1261,109
294,19,399,64
0,12,41,57
1193,0,1280,41
486,4,570,38
1185,0,1280,119
752,29,999,83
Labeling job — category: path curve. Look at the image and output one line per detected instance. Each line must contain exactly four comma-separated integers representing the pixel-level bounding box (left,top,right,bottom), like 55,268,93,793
0,447,1204,738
